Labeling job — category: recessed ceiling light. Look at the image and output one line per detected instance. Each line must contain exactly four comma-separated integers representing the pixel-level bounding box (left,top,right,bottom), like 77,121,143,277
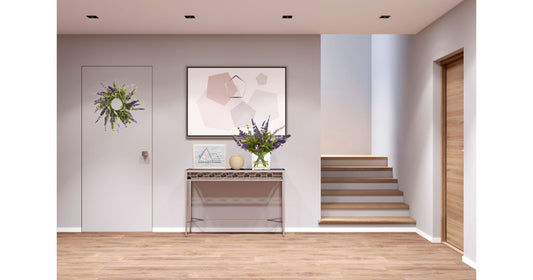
184,15,196,19
282,15,293,19
379,15,391,19
86,15,99,19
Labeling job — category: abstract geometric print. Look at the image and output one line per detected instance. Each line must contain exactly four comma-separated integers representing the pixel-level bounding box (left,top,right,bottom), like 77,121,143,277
187,67,286,137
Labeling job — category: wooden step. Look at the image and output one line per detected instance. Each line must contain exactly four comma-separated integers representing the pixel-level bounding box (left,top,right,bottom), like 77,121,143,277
321,155,388,160
321,190,403,196
321,203,409,210
321,166,393,171
319,216,416,225
321,155,389,167
321,178,398,183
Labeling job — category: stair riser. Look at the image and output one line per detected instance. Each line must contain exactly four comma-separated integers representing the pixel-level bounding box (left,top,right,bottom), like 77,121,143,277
321,170,393,178
321,159,388,167
321,182,398,190
321,209,410,217
321,196,404,203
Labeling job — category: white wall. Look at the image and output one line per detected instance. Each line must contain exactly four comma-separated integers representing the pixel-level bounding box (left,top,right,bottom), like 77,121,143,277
57,35,321,230
372,0,476,263
321,35,372,155
371,34,411,178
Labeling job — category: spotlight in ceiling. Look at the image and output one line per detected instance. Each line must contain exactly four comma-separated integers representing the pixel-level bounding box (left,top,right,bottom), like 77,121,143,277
86,15,99,19
282,15,293,19
379,15,391,19
184,15,196,19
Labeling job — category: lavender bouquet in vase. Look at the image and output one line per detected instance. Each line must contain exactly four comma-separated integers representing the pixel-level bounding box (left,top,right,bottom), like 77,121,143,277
233,117,291,170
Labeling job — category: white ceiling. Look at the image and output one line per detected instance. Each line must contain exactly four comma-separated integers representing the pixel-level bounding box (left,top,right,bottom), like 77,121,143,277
58,0,464,35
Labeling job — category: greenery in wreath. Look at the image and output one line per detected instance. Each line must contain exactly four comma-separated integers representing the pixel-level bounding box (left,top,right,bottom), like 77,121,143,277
94,82,144,131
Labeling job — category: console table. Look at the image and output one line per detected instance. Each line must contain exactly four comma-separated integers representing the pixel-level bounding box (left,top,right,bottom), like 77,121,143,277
185,168,285,236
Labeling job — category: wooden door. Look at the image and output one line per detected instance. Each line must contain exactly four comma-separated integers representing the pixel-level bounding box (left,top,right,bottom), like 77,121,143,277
81,66,153,231
442,53,464,251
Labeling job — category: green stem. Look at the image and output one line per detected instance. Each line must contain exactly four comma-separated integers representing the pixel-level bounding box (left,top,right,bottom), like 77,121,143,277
253,153,269,168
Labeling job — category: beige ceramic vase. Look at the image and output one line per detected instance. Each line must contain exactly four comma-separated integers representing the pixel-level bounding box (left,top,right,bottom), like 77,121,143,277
229,155,245,170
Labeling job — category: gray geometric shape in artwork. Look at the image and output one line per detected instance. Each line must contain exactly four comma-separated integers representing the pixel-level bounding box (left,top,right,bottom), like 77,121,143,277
248,90,279,120
256,73,268,85
227,75,246,98
231,102,256,127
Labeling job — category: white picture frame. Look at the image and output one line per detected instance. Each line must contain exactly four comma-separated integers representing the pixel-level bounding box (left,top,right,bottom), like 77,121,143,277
192,144,227,169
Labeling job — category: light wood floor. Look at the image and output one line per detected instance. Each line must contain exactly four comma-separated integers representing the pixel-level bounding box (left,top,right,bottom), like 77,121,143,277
58,233,475,280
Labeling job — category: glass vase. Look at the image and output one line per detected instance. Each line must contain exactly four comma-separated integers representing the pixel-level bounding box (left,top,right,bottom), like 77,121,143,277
251,153,271,170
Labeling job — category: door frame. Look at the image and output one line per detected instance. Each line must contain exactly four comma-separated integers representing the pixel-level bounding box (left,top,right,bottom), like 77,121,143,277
439,50,464,252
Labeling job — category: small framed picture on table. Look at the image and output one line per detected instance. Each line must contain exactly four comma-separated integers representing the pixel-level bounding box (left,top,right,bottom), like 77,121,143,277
192,144,226,169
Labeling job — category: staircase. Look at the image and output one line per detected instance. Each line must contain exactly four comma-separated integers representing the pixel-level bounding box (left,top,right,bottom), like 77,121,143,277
319,155,416,226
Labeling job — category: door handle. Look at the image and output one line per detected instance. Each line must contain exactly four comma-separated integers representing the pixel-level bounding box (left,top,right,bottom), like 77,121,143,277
142,151,149,159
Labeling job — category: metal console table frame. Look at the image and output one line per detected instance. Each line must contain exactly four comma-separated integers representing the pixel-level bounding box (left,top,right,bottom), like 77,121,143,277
185,168,285,236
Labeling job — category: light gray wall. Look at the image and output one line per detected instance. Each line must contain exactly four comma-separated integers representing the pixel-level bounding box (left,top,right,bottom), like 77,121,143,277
58,35,321,229
372,0,476,262
321,35,372,155
371,34,411,178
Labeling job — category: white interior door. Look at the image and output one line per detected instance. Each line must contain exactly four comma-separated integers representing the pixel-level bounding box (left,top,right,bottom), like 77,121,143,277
81,66,152,231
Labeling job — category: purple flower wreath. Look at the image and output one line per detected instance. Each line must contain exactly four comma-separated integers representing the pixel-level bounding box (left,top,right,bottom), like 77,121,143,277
93,82,144,131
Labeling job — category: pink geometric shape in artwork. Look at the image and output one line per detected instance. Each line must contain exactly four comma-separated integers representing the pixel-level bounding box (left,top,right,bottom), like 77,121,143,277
207,72,235,105
256,73,268,85
197,93,234,130
224,76,239,97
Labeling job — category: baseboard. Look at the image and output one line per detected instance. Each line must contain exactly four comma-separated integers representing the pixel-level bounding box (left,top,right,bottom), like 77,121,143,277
192,227,281,232
153,227,279,232
462,256,476,269
152,227,185,232
415,228,441,243
57,227,82,232
152,227,417,233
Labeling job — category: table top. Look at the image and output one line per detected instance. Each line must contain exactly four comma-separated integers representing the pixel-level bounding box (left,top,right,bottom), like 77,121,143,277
186,168,285,171
186,168,285,181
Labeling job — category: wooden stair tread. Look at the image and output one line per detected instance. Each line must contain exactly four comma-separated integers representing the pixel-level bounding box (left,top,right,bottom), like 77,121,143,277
321,155,388,160
321,190,403,196
321,166,392,171
319,216,416,225
321,203,409,209
322,177,398,183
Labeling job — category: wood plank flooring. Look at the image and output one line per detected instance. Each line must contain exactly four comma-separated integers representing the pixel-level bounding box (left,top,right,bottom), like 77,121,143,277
58,233,474,279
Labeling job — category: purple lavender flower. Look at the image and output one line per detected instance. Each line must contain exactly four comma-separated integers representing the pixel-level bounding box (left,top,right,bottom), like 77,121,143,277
261,116,270,133
232,118,290,165
251,118,261,136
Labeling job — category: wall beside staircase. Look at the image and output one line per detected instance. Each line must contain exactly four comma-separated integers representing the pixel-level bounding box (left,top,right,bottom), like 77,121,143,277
371,0,476,264
321,35,372,155
371,34,411,178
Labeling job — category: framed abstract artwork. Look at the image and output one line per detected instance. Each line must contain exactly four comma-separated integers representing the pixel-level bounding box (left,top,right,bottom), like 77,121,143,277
187,67,286,137
192,144,226,169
